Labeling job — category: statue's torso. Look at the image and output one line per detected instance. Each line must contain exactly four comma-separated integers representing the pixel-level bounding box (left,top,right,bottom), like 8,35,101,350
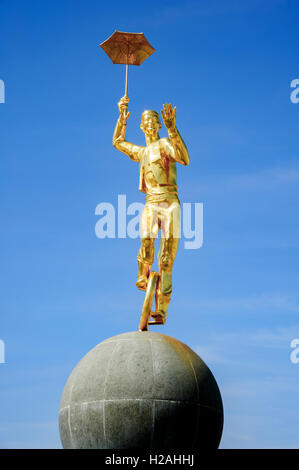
139,138,178,200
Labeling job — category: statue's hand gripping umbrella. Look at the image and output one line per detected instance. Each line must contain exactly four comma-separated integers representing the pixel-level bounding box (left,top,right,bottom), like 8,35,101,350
100,30,155,111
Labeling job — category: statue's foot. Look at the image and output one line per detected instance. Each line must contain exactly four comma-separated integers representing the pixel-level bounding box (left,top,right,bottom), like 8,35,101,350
136,275,148,291
139,324,148,332
149,310,166,325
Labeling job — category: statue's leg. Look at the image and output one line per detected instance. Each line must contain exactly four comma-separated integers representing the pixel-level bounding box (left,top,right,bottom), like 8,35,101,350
136,203,158,291
152,237,179,321
152,202,180,322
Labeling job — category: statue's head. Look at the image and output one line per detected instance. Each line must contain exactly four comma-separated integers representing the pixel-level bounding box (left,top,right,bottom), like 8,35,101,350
140,110,162,137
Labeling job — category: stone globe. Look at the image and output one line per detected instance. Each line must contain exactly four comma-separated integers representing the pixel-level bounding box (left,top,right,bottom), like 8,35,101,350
59,331,223,449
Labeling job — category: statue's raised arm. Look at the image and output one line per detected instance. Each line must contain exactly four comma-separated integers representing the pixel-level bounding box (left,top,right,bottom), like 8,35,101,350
161,103,190,166
112,95,144,162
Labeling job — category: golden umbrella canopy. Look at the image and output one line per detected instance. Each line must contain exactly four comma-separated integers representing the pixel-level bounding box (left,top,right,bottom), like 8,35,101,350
100,30,155,95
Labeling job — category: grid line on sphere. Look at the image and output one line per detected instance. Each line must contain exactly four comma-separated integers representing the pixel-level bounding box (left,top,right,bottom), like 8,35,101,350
149,338,155,449
182,341,201,448
103,341,118,448
68,357,85,448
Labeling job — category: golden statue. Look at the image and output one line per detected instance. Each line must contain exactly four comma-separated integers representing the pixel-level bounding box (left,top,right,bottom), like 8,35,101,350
100,30,189,330
113,96,190,330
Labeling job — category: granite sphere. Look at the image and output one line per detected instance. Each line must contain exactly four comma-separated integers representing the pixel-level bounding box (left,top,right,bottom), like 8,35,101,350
59,331,223,449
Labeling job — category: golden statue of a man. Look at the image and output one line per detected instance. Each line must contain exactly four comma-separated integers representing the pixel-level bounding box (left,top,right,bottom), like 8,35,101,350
113,95,190,325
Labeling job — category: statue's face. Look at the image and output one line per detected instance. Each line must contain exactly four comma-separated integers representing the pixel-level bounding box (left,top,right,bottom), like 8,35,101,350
140,111,162,137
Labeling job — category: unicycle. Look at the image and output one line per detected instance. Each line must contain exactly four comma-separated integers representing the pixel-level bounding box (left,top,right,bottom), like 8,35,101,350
139,271,165,331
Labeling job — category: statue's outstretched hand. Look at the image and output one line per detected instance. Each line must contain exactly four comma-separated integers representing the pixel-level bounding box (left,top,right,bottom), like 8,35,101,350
118,95,131,124
161,103,176,131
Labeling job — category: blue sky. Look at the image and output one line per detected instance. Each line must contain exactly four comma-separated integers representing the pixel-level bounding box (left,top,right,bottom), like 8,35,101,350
1,0,299,448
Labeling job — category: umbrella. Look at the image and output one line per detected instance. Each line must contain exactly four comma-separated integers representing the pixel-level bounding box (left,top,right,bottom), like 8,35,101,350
100,30,155,96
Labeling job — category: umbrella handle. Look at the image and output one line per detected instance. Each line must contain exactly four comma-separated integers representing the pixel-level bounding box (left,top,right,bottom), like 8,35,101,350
124,64,129,117
125,63,128,96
